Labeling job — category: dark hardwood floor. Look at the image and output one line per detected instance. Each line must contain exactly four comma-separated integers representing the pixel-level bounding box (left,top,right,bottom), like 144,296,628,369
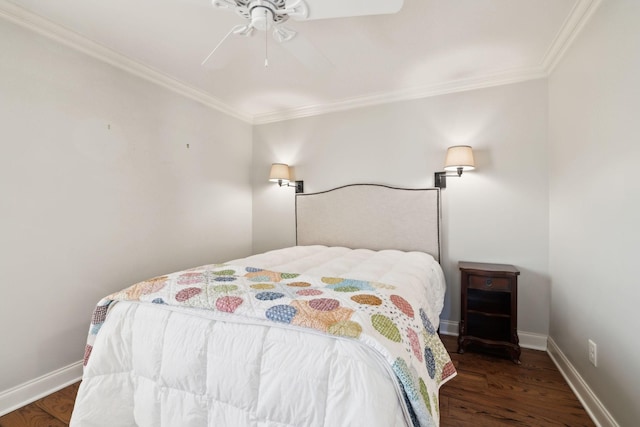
0,336,594,426
439,334,595,426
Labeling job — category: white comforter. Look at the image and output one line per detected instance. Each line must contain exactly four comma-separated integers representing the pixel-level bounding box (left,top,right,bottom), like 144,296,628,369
71,246,449,427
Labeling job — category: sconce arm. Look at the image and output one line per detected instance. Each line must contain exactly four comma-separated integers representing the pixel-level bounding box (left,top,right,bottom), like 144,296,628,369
278,180,304,193
434,167,465,189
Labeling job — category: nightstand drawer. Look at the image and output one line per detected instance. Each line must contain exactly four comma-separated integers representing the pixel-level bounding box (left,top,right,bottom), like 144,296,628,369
468,275,511,291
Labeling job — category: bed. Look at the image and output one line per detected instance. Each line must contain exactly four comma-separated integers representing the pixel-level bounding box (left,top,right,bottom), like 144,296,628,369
71,184,455,427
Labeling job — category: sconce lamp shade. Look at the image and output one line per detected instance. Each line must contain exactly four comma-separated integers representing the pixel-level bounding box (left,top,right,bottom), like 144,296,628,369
269,163,290,183
434,145,475,189
443,145,475,172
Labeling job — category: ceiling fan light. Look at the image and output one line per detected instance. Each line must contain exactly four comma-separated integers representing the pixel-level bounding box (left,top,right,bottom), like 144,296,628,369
273,25,296,42
250,6,274,31
282,0,309,19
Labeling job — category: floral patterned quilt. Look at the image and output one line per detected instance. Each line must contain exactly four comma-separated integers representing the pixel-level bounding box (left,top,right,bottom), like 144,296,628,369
84,263,456,427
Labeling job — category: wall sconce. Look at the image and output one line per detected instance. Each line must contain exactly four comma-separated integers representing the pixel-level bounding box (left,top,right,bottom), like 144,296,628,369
434,145,475,189
269,163,304,193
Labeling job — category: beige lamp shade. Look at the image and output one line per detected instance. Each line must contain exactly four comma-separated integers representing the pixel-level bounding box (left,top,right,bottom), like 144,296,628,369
269,163,290,182
443,145,475,172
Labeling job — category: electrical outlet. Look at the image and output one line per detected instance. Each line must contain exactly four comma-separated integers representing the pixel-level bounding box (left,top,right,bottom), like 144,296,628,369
588,339,597,367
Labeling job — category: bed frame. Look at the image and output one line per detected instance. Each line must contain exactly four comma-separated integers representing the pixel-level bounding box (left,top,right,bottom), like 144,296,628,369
295,184,441,261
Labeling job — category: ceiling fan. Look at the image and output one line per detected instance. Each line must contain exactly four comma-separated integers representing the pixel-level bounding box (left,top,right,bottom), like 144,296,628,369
201,0,404,68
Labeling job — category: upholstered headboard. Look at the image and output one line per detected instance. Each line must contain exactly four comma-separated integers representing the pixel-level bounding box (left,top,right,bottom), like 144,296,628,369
295,184,441,261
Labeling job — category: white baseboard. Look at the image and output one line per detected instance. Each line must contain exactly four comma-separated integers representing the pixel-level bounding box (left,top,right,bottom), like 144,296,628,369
518,330,548,351
547,338,619,427
0,360,83,417
438,321,616,426
439,319,459,336
438,320,548,351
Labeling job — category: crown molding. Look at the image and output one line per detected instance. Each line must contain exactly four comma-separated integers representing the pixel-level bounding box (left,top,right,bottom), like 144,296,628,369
541,0,603,73
0,0,252,124
1,0,601,125
252,0,602,125
252,67,548,124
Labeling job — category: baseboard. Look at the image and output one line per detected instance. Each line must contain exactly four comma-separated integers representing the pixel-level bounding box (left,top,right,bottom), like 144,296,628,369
547,338,619,427
0,360,83,417
439,319,459,336
517,330,548,351
438,320,548,351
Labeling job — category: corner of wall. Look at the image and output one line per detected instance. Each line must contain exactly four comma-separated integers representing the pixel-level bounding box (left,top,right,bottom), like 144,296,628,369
546,337,619,427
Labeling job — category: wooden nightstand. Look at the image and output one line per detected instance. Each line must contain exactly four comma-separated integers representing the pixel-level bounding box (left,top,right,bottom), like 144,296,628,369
457,261,521,364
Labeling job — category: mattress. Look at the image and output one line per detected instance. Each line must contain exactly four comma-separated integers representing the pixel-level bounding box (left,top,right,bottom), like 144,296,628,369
71,245,453,427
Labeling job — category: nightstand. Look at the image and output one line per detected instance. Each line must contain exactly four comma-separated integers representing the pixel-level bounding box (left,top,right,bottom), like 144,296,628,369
457,261,521,364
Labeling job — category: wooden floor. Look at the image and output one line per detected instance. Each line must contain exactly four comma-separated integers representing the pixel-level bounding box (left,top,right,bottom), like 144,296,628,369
439,335,594,426
0,382,78,427
0,336,594,426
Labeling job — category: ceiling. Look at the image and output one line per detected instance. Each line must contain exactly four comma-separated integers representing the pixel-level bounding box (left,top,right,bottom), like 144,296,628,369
1,0,599,123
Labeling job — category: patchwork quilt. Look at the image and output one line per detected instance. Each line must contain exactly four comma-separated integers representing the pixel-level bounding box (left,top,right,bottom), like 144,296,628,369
84,263,456,427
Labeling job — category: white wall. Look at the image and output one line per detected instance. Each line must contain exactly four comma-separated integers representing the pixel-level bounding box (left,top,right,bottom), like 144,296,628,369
10,2,638,423
0,19,253,393
548,0,640,424
253,79,550,336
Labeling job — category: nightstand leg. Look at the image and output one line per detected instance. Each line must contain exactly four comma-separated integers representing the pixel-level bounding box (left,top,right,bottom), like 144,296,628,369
511,330,521,364
457,321,466,353
509,346,521,364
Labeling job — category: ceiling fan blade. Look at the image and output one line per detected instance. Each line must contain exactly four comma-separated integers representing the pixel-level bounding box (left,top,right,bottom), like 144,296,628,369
201,24,254,68
276,27,332,72
212,0,238,9
286,0,403,21
179,0,249,17
177,0,216,8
